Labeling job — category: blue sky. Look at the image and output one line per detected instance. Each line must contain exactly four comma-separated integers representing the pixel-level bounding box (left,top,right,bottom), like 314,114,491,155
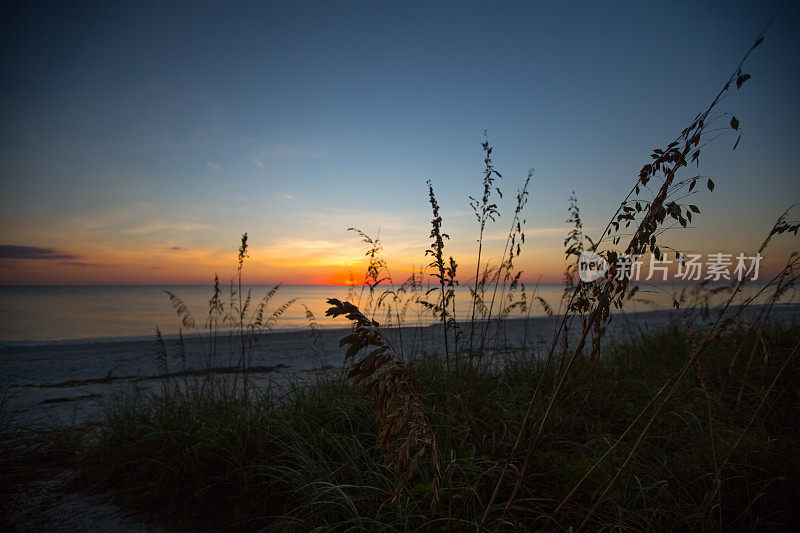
1,0,798,284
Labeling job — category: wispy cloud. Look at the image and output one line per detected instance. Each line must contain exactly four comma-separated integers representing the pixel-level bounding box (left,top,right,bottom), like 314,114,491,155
59,261,108,268
264,238,362,266
119,221,210,236
205,161,221,170
0,245,78,260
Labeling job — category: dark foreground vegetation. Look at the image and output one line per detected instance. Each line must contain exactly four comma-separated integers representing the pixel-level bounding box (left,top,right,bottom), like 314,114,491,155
3,319,798,530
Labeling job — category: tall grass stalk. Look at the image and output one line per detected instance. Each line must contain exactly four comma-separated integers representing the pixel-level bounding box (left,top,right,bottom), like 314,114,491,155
468,134,502,359
483,29,772,528
477,170,532,367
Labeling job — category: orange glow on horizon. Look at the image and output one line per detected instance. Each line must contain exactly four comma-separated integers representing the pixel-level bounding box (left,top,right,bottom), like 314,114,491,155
9,239,791,286
312,270,361,286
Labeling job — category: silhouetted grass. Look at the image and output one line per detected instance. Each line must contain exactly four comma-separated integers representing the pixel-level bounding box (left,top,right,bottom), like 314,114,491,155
59,320,799,530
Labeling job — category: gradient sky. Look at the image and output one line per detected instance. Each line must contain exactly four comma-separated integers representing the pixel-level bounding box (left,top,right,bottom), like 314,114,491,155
1,1,798,285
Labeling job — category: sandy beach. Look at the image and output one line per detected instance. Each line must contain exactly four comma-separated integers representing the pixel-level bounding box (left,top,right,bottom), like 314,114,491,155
4,304,798,427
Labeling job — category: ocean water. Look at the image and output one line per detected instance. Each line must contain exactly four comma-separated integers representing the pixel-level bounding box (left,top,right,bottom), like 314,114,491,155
0,283,766,345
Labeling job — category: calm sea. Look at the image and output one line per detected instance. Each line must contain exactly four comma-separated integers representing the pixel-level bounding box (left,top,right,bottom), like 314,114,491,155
0,283,747,345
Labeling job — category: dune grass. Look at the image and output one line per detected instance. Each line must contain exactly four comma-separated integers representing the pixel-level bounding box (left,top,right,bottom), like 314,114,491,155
63,320,799,530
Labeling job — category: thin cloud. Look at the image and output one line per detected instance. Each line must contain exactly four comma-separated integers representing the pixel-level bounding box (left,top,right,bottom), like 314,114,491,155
59,261,107,268
0,245,79,260
266,238,361,266
120,221,210,236
205,161,221,170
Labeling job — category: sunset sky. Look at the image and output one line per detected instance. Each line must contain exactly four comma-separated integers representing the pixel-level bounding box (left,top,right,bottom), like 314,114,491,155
1,1,798,285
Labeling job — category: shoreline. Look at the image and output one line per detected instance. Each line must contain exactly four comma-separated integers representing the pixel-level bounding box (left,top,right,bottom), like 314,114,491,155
0,282,777,346
2,304,798,425
4,299,798,349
